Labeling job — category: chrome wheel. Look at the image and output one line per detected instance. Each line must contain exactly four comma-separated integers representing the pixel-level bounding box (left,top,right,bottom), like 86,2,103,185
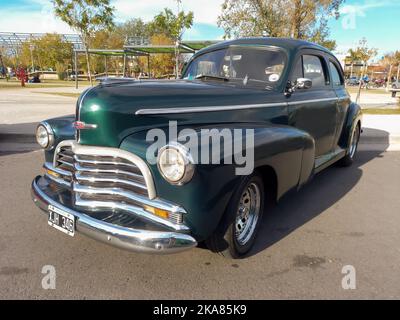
349,125,360,158
235,182,261,246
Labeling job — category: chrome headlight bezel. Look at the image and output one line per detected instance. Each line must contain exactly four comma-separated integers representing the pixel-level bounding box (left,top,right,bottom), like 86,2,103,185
35,121,55,150
157,142,195,186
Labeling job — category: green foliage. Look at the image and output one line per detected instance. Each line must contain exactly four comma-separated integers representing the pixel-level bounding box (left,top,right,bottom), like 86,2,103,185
149,7,194,41
348,38,377,65
53,0,115,84
53,0,115,38
18,33,72,71
218,0,345,49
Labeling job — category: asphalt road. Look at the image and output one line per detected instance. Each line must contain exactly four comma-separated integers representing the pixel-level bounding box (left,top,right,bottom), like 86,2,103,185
0,141,400,299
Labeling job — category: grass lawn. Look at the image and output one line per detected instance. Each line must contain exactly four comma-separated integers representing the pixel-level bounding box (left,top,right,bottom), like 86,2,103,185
346,87,389,95
362,108,400,115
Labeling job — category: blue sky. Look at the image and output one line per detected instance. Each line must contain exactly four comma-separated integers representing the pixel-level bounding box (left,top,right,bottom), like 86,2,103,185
0,0,398,59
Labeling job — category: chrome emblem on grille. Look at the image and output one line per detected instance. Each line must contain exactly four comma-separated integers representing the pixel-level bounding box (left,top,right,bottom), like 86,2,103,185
73,121,97,130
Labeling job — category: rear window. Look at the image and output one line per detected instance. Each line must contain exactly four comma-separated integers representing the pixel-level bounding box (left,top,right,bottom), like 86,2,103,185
329,61,344,86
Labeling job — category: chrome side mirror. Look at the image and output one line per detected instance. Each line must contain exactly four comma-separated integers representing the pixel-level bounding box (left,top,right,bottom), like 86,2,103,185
296,78,312,90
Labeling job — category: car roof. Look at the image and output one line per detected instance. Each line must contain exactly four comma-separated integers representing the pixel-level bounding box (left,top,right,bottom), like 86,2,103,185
195,37,332,56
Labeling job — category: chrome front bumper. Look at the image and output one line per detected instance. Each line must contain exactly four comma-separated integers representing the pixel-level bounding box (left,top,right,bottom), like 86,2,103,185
31,176,197,254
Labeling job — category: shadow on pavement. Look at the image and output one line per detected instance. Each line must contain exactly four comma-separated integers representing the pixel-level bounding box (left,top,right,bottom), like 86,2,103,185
0,122,40,156
250,127,390,258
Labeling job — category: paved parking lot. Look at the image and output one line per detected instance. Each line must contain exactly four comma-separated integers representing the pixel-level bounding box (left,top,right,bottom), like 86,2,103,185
0,140,399,299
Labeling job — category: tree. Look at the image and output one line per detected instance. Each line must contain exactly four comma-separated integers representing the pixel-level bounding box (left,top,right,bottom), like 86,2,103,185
348,38,377,101
218,0,344,50
149,2,194,77
53,0,115,85
380,51,400,90
20,34,72,73
149,34,176,78
347,48,360,78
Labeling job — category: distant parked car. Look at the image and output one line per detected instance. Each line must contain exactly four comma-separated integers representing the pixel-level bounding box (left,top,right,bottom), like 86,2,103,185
346,76,360,86
392,80,400,90
69,70,85,81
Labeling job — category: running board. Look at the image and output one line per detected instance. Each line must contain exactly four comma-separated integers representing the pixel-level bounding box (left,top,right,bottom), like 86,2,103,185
314,148,346,173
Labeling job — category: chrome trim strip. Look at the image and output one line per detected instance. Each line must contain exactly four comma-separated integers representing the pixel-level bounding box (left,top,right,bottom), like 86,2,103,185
74,194,188,232
44,162,72,177
54,140,157,199
135,98,339,115
44,173,71,188
77,86,96,121
135,102,287,115
75,173,147,191
73,183,186,215
74,163,145,182
57,158,74,167
31,177,196,254
76,86,97,143
287,97,338,105
74,155,140,169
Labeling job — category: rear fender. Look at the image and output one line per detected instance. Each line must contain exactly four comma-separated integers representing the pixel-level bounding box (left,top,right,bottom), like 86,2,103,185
338,102,362,151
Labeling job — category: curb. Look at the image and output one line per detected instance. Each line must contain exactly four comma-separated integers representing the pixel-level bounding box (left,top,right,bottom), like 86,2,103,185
360,135,400,145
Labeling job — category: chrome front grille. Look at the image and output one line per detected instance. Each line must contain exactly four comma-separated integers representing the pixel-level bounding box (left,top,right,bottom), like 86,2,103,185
44,141,187,230
55,146,149,197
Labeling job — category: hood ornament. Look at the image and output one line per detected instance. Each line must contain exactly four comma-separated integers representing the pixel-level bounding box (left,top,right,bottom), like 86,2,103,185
73,121,98,130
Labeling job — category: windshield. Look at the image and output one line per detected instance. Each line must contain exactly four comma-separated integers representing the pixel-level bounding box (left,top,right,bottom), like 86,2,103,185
183,46,287,90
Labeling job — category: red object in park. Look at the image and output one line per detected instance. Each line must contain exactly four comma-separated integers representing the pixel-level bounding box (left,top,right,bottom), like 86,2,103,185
16,67,26,87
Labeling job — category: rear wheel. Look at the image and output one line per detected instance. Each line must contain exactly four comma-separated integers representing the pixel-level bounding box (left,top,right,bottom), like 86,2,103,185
206,173,265,259
339,123,361,167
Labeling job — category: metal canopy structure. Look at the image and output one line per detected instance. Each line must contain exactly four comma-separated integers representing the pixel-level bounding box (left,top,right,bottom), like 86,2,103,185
123,40,219,54
0,32,83,51
72,40,220,88
124,44,194,54
72,48,151,89
74,49,148,56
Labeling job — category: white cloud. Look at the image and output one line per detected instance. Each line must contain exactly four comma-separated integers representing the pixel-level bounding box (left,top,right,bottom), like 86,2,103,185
0,0,224,35
113,0,224,25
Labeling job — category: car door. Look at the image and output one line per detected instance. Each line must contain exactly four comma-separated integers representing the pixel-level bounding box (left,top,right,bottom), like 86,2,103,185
287,51,338,158
329,58,350,149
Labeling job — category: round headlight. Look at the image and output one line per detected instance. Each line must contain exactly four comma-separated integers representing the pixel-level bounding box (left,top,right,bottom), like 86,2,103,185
157,143,195,185
36,122,54,150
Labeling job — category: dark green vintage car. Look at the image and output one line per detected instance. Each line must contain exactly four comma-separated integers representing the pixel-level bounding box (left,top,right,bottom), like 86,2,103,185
31,38,362,258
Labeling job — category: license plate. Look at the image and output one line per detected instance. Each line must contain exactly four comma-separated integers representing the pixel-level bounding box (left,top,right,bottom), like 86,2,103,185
48,205,75,237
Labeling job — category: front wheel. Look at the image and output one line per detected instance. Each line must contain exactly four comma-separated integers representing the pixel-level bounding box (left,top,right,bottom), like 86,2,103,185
339,123,361,167
206,173,265,259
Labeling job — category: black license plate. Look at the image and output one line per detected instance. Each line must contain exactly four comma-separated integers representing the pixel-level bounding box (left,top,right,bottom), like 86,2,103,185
48,205,75,237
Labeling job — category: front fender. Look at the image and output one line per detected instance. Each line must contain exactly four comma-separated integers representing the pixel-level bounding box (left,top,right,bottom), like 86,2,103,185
120,123,315,240
43,116,75,162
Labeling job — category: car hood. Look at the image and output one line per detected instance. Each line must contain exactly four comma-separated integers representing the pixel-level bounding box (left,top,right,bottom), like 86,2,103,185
77,79,285,147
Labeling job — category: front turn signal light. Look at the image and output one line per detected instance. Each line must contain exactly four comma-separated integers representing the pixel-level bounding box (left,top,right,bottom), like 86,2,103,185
144,205,170,220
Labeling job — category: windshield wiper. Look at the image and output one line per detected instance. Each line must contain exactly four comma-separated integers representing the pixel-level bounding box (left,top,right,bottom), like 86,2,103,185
195,74,229,82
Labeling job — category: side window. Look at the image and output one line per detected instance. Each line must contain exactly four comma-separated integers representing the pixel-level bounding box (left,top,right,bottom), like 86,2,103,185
303,55,328,88
329,61,344,86
290,57,303,82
